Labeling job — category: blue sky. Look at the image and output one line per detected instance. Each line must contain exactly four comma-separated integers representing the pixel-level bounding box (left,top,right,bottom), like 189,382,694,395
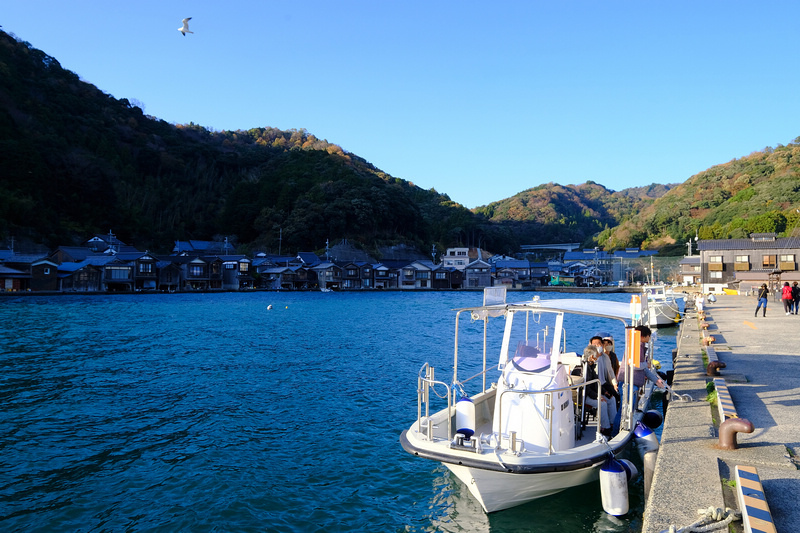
3,1,799,208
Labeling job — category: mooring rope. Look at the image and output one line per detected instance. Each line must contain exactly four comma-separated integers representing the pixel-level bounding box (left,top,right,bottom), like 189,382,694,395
664,384,693,403
662,506,741,533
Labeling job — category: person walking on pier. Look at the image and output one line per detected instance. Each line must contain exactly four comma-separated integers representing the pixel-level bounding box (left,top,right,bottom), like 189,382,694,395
782,281,793,315
755,283,769,317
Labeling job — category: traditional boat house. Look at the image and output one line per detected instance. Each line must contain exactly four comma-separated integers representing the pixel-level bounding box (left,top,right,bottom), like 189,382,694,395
372,263,396,289
311,262,342,290
30,259,59,291
464,259,492,288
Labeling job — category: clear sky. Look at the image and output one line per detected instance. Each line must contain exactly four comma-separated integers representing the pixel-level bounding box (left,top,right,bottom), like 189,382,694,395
3,1,799,208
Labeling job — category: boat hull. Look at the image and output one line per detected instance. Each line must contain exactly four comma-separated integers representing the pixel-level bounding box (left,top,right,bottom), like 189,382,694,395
647,302,680,327
400,426,639,513
446,460,602,512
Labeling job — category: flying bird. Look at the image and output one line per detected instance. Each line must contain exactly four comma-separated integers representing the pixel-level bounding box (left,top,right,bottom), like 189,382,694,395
178,17,193,36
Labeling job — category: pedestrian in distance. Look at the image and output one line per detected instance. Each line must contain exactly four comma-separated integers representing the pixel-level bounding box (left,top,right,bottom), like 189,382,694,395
755,283,769,317
695,293,705,313
782,281,793,315
792,281,800,315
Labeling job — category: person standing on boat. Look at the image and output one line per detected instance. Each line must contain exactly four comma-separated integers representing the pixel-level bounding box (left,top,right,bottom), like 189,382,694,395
600,334,621,408
601,335,620,376
590,335,619,403
582,345,616,437
633,325,664,388
755,283,769,317
616,325,664,416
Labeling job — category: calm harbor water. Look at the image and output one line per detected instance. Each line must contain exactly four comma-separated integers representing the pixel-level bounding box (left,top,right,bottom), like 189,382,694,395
0,291,678,532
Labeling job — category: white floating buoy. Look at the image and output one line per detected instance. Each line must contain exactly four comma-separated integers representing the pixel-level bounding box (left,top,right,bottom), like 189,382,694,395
267,304,273,310
600,457,629,516
455,396,476,439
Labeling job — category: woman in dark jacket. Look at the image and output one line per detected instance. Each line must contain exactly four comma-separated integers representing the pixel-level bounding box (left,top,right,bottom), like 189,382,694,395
755,283,769,317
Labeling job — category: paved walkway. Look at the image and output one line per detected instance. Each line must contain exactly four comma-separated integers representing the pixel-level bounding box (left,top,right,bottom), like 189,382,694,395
642,293,800,533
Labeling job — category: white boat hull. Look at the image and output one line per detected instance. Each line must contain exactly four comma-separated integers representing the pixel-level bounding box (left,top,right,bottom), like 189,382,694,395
647,302,681,327
446,461,601,512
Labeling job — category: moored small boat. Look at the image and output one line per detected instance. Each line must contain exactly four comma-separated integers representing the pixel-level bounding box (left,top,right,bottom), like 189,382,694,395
642,284,682,327
400,288,660,513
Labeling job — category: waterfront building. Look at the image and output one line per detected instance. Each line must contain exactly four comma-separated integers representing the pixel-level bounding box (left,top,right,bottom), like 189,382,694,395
697,232,800,293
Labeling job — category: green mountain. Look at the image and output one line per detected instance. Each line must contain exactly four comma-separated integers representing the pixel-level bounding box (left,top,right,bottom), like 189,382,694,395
474,181,675,248
0,30,483,256
3,29,799,258
599,143,800,254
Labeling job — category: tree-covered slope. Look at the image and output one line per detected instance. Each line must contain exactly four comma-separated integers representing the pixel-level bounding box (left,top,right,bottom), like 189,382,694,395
599,143,800,253
0,30,482,254
474,181,674,247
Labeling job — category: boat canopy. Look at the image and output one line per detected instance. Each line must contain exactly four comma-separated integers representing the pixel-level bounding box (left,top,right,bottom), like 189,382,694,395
460,297,641,323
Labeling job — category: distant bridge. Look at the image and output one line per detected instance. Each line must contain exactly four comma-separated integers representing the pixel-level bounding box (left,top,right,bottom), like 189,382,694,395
520,243,582,252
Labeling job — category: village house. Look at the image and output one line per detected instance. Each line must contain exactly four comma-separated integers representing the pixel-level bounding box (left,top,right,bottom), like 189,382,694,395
442,247,470,270
697,232,800,293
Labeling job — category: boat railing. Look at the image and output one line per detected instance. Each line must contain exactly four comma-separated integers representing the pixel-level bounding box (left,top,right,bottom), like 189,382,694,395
417,363,452,442
495,378,602,454
458,366,494,394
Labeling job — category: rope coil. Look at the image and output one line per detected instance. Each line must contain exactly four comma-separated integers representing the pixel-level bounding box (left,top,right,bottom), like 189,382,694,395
662,506,741,533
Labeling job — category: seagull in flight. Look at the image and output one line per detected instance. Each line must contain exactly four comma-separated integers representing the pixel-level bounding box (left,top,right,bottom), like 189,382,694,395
178,17,193,36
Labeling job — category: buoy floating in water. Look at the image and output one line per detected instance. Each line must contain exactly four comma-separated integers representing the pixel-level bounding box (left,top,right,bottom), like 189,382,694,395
455,396,475,439
600,457,629,516
267,305,273,310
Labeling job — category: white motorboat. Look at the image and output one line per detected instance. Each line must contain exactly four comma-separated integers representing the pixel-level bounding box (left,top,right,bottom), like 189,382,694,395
400,288,658,513
642,284,682,327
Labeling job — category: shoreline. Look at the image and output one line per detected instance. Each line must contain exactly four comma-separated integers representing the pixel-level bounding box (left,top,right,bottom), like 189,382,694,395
642,293,800,533
0,286,677,298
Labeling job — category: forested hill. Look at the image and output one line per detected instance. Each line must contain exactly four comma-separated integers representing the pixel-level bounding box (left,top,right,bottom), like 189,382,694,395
4,28,798,258
0,29,484,255
598,142,800,254
474,182,674,247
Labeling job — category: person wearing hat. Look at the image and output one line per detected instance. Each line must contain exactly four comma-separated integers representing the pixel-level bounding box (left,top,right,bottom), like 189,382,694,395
755,283,769,317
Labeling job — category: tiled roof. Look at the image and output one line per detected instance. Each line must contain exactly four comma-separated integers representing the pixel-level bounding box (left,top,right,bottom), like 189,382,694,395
698,237,799,251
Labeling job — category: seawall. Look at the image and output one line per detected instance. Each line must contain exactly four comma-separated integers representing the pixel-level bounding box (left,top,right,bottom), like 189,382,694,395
642,293,800,532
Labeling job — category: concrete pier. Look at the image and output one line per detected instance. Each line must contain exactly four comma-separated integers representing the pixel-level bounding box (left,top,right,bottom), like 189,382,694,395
642,293,800,533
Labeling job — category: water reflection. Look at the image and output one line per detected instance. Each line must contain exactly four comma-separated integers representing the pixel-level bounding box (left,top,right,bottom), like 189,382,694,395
414,455,649,532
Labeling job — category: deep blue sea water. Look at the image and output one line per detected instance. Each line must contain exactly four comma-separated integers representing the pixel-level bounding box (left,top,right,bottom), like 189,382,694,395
0,291,678,532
